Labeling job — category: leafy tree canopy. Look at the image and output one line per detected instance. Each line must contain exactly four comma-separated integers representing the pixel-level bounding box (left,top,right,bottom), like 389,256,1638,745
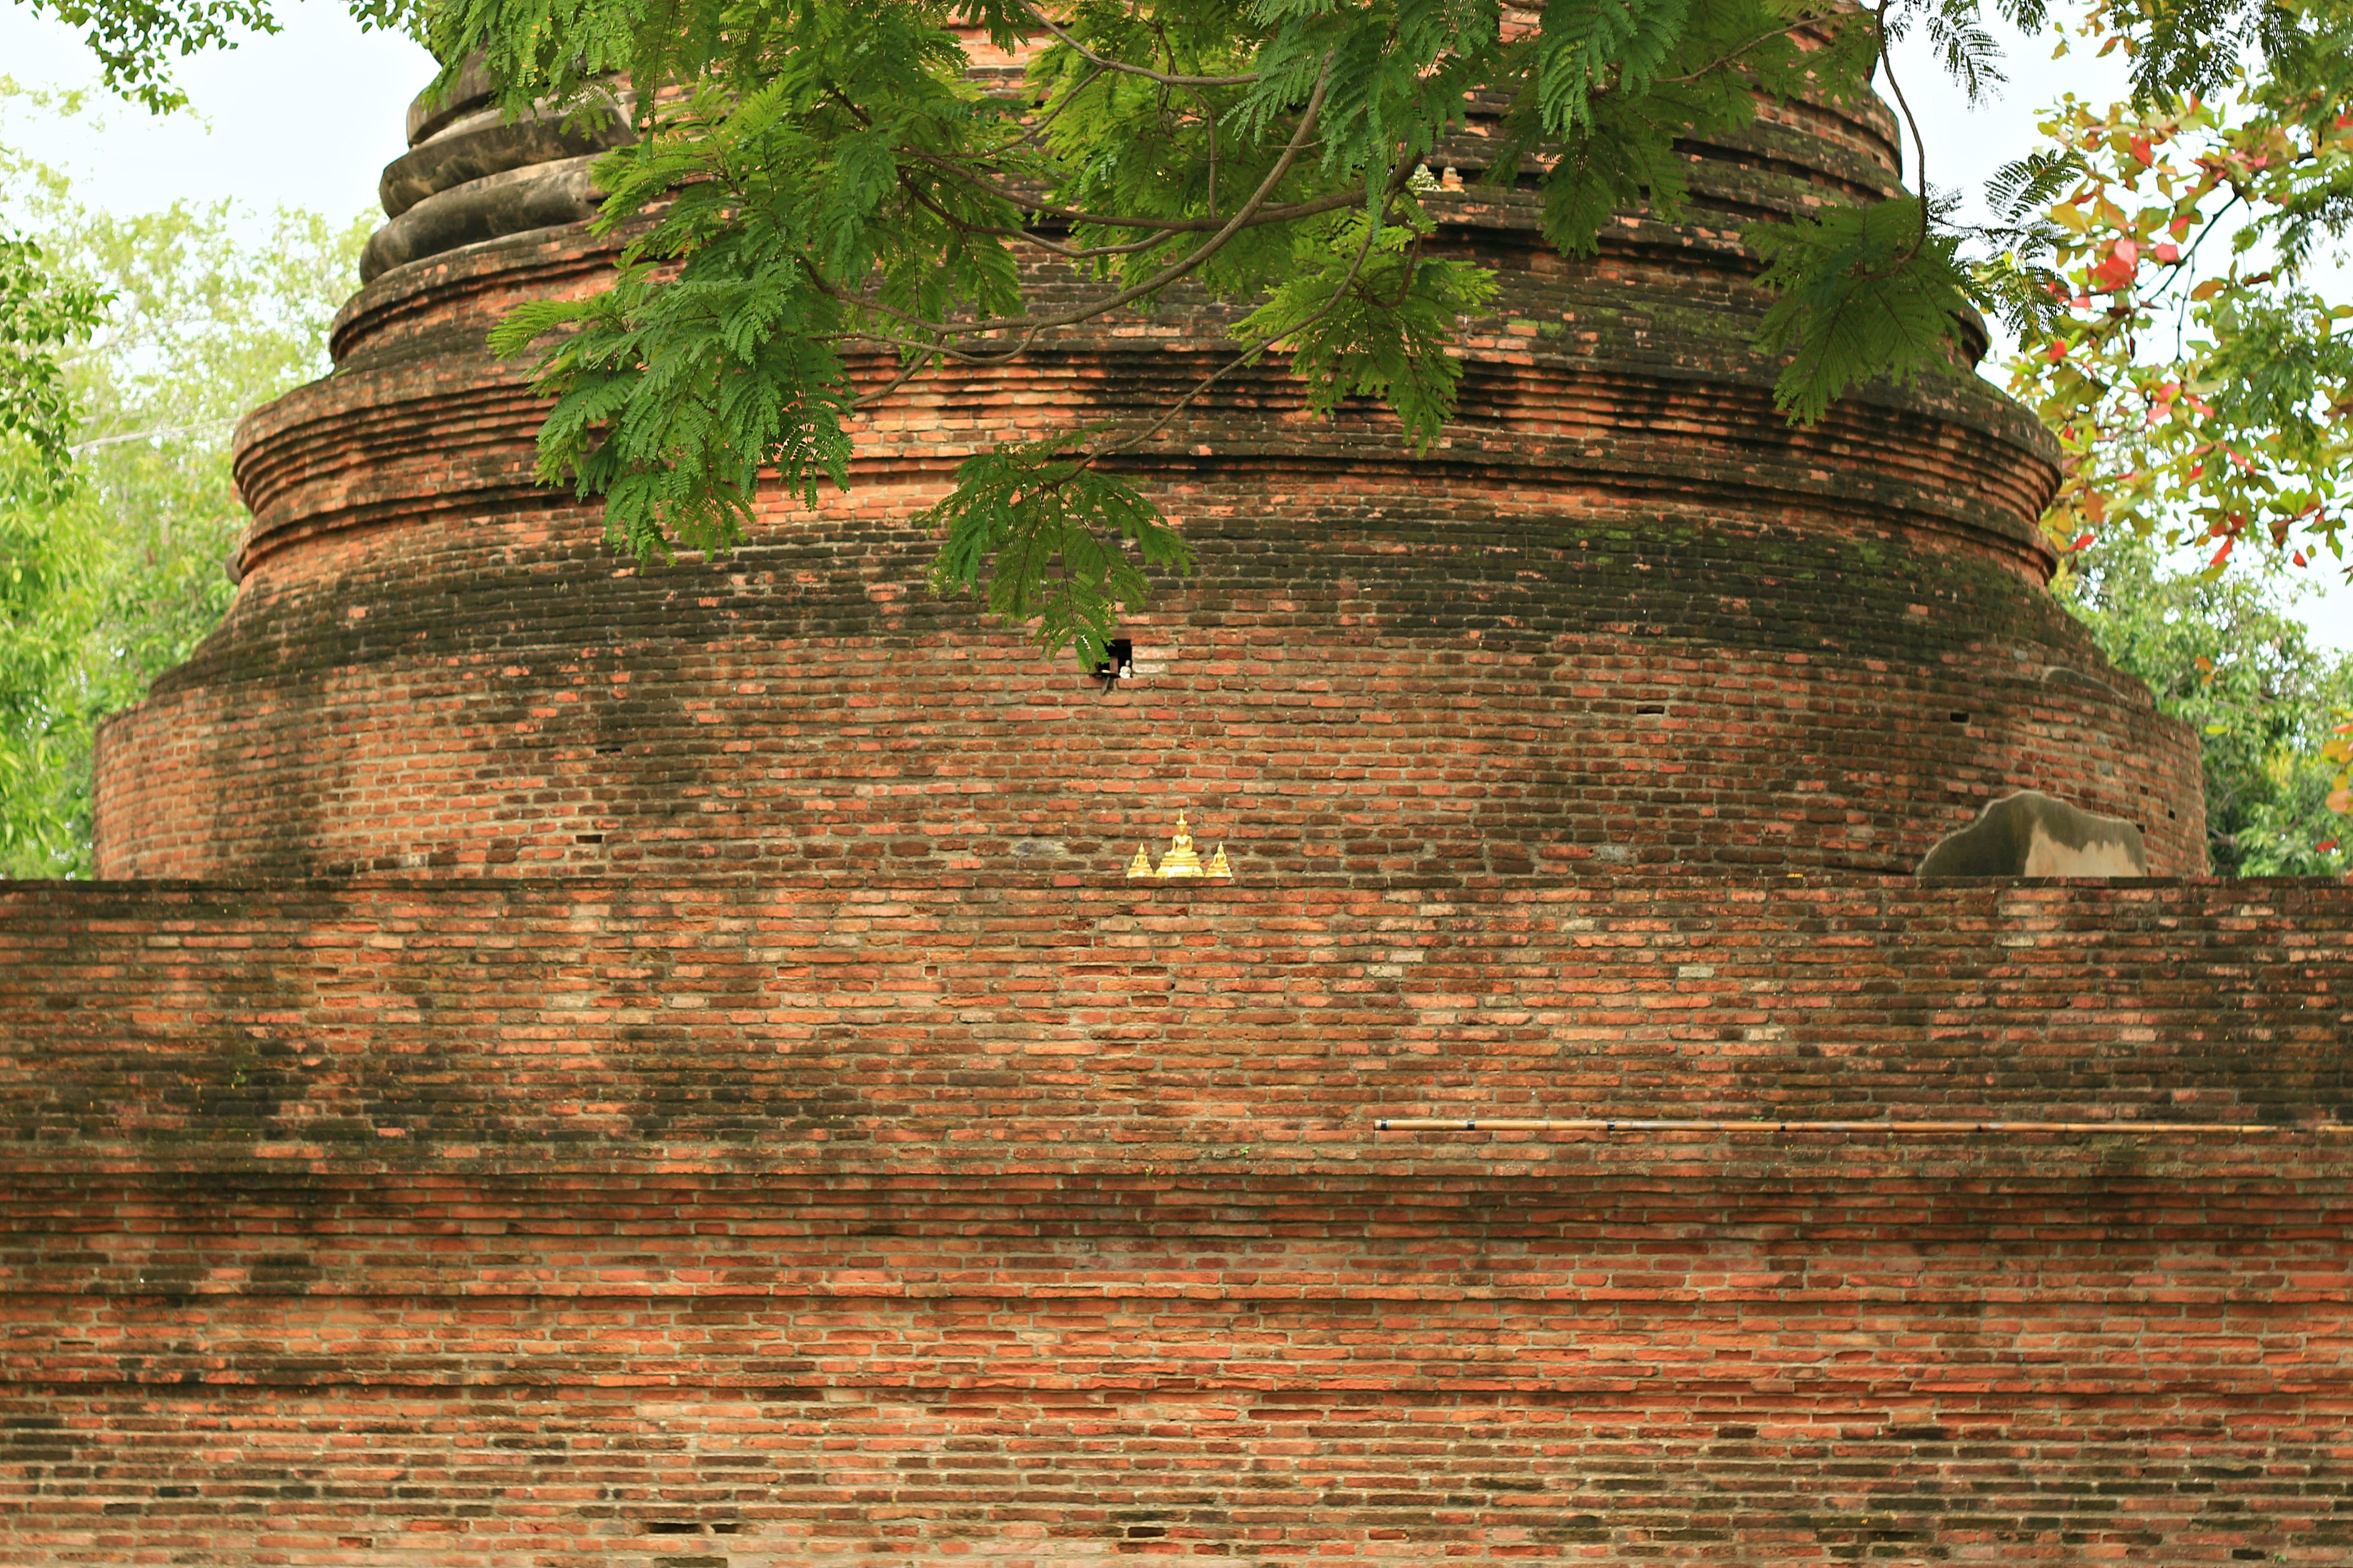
11,0,2353,671
0,98,368,872
2005,3,2353,574
2062,530,2353,874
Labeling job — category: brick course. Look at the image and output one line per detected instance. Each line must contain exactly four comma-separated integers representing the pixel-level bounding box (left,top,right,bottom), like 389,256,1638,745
2,878,2352,1562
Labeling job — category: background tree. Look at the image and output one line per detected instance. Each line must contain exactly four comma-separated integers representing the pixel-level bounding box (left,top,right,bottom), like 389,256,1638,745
0,106,367,873
2061,531,2353,872
1999,10,2353,569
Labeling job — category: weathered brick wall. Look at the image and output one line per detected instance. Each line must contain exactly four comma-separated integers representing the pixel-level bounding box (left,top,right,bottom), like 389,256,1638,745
1,877,2348,1563
8,875,2347,1145
89,83,2208,882
92,466,2205,883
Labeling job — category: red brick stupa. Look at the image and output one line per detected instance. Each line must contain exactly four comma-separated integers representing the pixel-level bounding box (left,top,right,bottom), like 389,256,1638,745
1,56,2344,1567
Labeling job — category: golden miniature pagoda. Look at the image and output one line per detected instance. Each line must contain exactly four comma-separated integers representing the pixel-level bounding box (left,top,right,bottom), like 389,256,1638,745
1125,816,1233,879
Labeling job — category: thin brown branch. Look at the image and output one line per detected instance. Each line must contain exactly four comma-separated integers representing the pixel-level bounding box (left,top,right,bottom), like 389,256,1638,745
824,49,1341,341
849,346,939,410
1656,16,1823,86
1015,2,1262,88
1090,159,1412,463
1871,1,1932,261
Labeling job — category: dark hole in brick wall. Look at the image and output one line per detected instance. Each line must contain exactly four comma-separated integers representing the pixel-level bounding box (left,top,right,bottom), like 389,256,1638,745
1636,704,1666,715
576,834,605,844
645,1522,701,1534
1949,711,1969,723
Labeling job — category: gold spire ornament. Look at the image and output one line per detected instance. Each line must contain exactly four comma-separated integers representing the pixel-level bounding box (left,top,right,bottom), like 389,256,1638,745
1123,815,1235,880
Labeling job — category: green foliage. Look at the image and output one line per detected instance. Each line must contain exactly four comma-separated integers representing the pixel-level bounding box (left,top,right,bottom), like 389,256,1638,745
0,439,99,869
39,0,2353,664
0,119,367,874
1991,9,2353,574
17,0,427,111
455,0,1895,659
2061,531,2353,876
1496,0,1857,264
922,434,1192,666
0,233,106,494
19,0,281,111
1231,214,1498,449
1751,197,1977,422
1532,0,1691,135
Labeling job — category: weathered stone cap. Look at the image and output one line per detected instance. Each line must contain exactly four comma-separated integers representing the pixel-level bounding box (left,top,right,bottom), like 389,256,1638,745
1916,789,2149,879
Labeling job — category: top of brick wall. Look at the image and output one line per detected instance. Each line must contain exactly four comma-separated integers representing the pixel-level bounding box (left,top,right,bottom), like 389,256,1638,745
5,874,2344,1178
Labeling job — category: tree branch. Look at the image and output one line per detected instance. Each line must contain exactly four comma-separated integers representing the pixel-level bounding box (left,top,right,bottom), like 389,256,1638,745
823,49,1341,343
1015,2,1263,88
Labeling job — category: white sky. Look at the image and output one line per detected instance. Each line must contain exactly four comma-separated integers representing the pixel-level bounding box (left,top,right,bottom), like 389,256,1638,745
0,2,429,219
1,1,2347,649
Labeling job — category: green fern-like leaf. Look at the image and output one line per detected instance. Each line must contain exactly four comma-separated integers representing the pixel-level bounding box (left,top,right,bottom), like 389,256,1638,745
922,439,1193,663
1233,219,1498,449
1751,199,1974,423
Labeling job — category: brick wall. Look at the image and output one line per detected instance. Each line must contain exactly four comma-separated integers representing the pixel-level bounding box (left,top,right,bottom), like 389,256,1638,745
2,876,2349,1563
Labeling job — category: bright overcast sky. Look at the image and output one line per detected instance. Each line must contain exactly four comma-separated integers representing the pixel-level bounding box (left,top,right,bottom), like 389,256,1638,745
3,1,2349,650
0,1,430,219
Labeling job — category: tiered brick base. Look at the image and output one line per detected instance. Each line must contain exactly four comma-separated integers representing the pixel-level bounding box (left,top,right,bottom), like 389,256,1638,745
4,876,2348,1563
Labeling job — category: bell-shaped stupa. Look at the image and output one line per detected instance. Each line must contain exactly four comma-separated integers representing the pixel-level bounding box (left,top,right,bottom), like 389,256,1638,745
91,46,2200,880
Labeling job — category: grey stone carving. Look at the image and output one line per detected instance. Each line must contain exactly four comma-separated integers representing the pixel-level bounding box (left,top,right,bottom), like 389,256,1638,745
1916,789,2148,879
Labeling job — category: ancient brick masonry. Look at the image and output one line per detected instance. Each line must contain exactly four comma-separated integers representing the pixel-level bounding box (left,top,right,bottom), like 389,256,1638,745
5,44,2347,1568
3,877,2353,1562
